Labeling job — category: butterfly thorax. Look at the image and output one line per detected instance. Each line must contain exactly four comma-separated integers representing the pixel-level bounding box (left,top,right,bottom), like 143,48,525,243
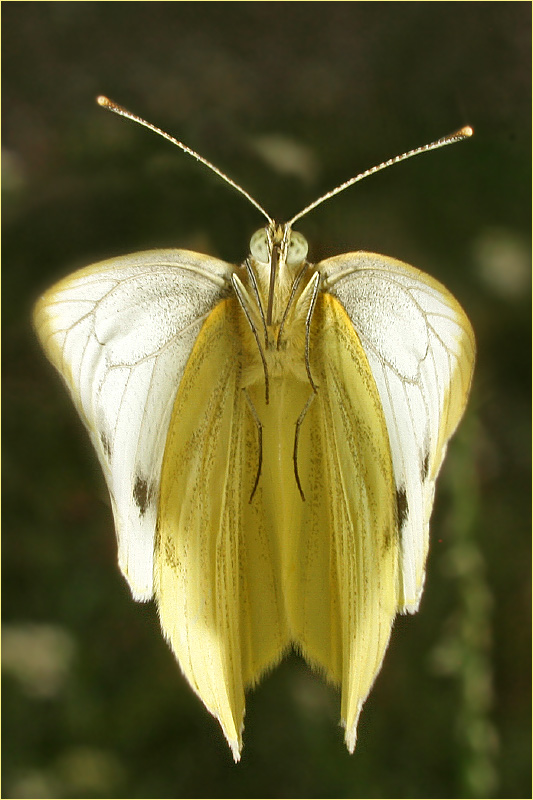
234,223,319,387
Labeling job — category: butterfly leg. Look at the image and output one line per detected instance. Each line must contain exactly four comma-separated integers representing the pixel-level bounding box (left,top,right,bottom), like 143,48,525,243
243,387,263,503
276,261,307,348
233,273,270,404
303,272,321,392
293,392,316,501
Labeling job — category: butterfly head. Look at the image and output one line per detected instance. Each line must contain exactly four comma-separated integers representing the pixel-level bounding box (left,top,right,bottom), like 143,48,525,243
250,223,309,326
96,96,472,331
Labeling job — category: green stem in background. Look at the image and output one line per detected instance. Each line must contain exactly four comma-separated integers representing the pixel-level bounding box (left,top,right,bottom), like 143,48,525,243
431,412,498,797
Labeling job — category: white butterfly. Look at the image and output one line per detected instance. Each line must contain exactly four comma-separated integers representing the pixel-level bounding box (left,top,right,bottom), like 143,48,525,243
34,97,475,760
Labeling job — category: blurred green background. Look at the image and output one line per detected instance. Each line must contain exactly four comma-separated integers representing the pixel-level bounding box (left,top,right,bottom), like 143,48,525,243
3,3,530,798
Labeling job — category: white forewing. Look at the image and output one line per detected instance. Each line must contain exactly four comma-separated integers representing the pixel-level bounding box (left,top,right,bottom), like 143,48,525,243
320,252,475,612
34,249,233,600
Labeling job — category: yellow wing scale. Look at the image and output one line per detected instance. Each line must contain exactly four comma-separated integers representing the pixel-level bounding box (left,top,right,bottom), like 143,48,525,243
156,292,399,758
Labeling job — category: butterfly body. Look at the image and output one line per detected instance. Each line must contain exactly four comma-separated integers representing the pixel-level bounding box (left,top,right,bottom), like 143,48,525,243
34,100,475,760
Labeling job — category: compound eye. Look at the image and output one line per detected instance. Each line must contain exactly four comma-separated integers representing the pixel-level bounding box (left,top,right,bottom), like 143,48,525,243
287,231,308,265
250,229,270,263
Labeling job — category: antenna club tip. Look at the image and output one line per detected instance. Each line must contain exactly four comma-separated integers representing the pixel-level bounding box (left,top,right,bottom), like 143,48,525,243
459,125,474,138
97,95,113,108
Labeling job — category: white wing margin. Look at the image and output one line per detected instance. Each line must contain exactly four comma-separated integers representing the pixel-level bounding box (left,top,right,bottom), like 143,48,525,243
34,249,233,600
320,252,475,612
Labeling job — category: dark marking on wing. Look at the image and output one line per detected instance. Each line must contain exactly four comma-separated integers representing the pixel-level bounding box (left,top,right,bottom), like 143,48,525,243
396,486,409,533
100,431,111,459
133,476,155,517
421,450,430,481
382,522,395,554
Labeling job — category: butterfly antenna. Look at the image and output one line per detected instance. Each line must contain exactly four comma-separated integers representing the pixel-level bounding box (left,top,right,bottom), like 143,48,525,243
288,126,473,227
97,96,273,224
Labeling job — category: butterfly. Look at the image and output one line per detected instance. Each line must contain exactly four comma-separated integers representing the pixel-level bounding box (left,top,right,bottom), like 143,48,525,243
33,96,475,760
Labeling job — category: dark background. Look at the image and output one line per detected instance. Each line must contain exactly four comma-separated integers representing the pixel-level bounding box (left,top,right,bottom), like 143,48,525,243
3,3,530,798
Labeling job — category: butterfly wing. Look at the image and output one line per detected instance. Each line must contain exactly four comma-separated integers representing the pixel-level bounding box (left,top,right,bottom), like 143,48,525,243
155,297,290,760
282,291,399,752
33,249,233,600
319,252,476,612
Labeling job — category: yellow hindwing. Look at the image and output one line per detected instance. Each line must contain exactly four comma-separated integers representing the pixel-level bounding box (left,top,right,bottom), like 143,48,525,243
156,288,400,757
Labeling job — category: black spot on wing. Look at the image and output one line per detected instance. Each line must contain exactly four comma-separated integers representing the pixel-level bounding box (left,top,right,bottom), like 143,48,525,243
396,486,409,533
133,475,155,517
421,450,430,482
